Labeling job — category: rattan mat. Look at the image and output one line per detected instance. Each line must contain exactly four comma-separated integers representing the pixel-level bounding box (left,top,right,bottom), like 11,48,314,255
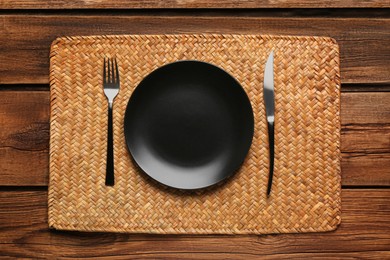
48,34,341,234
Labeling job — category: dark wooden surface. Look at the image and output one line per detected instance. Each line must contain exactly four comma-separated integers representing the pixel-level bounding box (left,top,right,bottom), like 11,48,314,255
0,2,389,258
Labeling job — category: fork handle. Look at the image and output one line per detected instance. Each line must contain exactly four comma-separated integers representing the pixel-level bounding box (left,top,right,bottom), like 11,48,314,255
266,120,274,196
105,102,115,186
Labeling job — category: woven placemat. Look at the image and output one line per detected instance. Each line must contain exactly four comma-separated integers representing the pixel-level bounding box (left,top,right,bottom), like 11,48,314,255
48,34,341,234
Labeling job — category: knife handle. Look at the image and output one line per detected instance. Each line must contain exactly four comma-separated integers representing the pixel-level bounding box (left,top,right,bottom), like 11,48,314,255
266,120,274,196
105,103,115,186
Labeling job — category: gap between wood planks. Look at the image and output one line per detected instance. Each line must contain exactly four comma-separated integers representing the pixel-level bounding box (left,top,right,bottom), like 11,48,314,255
0,8,389,18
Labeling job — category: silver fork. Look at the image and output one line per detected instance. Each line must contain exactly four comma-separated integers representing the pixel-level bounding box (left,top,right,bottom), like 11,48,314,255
103,57,120,186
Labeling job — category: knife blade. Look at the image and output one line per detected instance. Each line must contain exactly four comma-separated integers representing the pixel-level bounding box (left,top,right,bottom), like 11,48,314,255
263,51,275,196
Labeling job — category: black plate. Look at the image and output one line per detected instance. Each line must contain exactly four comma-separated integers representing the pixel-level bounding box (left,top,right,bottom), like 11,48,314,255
124,61,254,190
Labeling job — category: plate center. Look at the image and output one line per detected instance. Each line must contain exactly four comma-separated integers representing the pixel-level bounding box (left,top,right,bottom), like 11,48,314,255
147,84,229,167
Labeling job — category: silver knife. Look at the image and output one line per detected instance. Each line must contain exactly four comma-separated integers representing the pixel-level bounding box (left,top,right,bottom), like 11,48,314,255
263,51,275,196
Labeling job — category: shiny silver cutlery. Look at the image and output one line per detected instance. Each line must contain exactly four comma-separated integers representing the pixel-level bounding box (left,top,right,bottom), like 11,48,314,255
103,57,120,186
263,51,275,196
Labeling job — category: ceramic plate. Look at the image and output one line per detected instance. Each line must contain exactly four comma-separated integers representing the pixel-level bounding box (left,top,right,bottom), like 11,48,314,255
124,61,254,189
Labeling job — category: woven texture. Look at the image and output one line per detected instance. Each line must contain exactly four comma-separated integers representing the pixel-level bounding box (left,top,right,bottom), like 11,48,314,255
48,34,341,234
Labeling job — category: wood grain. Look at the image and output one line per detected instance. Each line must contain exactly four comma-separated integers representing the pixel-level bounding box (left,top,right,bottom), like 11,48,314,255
1,15,389,84
0,91,49,186
0,189,388,258
340,92,390,186
341,127,390,153
341,92,390,125
0,90,389,186
341,92,390,155
1,0,389,9
342,153,390,186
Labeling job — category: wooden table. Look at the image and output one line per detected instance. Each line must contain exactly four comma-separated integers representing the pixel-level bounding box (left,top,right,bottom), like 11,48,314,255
1,1,389,258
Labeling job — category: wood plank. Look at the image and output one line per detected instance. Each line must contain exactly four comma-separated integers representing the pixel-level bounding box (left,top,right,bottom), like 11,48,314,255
0,90,389,186
340,92,390,185
0,149,48,186
1,0,389,9
342,153,390,186
0,15,389,84
0,189,388,258
0,91,49,186
341,127,390,153
0,91,49,151
341,92,390,155
341,92,390,125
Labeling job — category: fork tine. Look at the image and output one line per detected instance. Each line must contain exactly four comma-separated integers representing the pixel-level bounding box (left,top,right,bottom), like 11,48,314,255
111,58,115,84
107,58,111,83
115,58,120,85
103,57,106,84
